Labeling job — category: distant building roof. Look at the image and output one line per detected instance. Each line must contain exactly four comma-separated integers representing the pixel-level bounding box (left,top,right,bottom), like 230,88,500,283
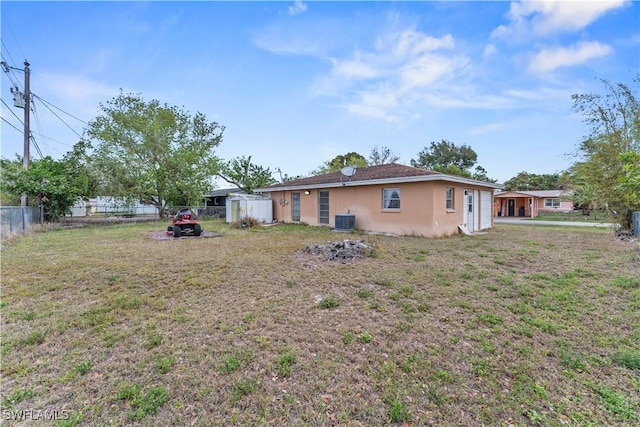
208,188,245,197
495,189,570,198
256,163,502,192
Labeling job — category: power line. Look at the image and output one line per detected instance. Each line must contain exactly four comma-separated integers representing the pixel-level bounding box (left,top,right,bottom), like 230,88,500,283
31,100,49,157
31,95,83,139
32,94,87,125
1,48,25,91
1,97,24,126
1,11,28,64
30,134,44,159
1,116,22,133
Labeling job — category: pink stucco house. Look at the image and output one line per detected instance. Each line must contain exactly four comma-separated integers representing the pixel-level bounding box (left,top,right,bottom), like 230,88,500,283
494,190,574,218
255,163,502,238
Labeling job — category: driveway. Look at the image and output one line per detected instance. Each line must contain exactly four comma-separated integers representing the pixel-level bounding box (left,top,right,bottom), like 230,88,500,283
494,217,614,228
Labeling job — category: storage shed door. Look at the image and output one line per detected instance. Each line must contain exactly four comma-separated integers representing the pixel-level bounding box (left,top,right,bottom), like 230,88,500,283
480,191,492,229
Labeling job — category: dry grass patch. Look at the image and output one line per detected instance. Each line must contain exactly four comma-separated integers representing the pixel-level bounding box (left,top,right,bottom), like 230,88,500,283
1,220,639,425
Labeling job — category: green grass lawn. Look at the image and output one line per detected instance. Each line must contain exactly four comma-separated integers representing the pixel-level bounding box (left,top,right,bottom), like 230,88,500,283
1,220,639,426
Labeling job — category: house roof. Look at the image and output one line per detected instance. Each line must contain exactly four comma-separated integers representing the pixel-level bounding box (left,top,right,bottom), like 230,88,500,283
495,189,569,198
208,188,245,197
255,163,503,192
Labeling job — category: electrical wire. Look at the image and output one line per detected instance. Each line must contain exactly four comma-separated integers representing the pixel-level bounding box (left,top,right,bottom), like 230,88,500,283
30,134,44,159
31,95,83,139
1,97,24,127
1,115,22,133
0,48,25,92
1,11,28,67
30,130,74,148
32,94,87,125
31,100,49,157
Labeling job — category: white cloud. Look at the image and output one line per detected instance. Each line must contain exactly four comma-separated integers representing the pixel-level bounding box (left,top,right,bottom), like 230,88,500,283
36,72,120,118
483,44,497,58
528,41,613,73
468,122,509,136
331,57,381,80
288,1,307,16
492,0,629,39
315,29,472,121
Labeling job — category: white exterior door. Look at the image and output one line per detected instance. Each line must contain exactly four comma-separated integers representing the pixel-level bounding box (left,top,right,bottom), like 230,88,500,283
465,190,475,231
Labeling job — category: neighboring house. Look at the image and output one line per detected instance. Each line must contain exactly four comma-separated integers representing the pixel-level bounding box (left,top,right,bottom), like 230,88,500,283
494,190,573,218
255,163,502,238
203,188,246,207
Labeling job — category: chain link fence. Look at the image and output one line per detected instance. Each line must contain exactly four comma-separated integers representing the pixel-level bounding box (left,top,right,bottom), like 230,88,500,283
62,205,226,224
1,206,44,239
1,205,227,239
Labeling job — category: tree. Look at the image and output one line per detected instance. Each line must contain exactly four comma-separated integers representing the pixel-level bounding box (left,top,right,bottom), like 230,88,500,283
84,91,223,216
368,145,400,165
410,140,494,182
503,172,562,191
617,151,640,209
274,168,306,183
571,75,639,228
0,144,94,220
217,155,276,194
315,152,368,174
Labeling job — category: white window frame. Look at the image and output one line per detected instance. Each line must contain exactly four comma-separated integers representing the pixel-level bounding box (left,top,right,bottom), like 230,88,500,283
544,198,560,208
446,187,455,210
382,188,401,210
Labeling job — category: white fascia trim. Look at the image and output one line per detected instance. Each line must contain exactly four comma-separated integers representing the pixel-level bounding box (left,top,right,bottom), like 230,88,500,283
255,174,503,193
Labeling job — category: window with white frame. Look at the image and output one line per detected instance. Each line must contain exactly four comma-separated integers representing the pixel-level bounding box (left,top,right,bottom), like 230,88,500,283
446,187,455,210
544,198,560,208
382,188,400,209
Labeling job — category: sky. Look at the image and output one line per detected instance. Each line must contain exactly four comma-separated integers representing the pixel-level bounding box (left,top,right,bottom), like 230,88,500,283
1,1,638,184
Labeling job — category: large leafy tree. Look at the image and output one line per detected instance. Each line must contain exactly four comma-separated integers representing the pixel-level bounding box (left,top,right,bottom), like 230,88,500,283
217,155,276,194
368,145,400,166
315,152,368,174
411,140,494,182
503,172,562,191
0,143,95,220
84,91,223,216
571,75,639,227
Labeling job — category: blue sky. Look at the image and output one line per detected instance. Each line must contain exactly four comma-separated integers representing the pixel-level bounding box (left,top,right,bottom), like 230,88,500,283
1,1,638,184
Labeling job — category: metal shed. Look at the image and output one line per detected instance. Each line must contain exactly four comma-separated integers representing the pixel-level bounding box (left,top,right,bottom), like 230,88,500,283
225,194,273,223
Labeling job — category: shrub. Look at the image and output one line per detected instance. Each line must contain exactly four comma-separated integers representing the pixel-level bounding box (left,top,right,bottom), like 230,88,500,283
230,216,261,229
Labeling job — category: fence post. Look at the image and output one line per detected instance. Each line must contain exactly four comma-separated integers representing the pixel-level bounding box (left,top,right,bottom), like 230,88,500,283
632,211,640,237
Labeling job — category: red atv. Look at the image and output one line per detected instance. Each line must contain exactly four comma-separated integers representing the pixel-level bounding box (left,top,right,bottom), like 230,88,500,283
167,208,202,237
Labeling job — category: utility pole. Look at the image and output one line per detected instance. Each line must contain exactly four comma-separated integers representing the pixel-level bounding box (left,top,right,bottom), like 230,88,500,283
21,61,31,208
1,60,31,207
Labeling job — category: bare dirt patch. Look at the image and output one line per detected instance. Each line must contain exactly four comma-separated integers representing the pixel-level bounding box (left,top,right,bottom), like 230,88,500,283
144,230,224,240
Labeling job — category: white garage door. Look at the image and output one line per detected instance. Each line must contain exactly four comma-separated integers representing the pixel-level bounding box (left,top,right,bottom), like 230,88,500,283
480,191,492,229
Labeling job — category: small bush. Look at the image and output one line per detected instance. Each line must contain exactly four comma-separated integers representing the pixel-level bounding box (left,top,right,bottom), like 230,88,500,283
231,216,261,229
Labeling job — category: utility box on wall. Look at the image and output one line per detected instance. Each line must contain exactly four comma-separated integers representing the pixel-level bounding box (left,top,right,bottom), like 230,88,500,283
226,194,273,223
335,213,355,231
